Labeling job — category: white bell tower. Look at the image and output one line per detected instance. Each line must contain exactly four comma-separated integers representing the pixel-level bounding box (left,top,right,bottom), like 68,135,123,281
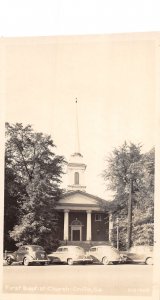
67,99,86,192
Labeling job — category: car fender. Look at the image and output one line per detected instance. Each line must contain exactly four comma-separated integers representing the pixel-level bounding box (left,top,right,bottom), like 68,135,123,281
6,254,15,261
23,254,34,262
48,254,61,262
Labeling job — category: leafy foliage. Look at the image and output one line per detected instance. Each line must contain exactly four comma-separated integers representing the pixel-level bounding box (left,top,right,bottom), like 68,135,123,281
4,165,25,250
5,123,66,252
103,142,154,249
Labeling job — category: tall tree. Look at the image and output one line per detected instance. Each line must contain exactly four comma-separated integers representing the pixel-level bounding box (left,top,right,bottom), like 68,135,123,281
102,142,154,249
5,123,66,251
4,161,25,250
131,148,154,246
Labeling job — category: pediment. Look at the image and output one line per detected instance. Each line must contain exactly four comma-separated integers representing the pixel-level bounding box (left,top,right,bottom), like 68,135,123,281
58,190,104,206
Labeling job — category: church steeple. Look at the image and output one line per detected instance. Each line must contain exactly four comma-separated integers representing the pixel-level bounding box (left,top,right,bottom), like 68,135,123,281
67,98,86,192
75,98,80,154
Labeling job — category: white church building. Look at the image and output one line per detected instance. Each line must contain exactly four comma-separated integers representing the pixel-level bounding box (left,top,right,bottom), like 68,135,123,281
55,101,112,245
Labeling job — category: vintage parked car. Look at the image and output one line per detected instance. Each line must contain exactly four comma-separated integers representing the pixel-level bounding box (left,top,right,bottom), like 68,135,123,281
48,245,93,265
124,245,153,265
87,245,121,265
5,245,49,266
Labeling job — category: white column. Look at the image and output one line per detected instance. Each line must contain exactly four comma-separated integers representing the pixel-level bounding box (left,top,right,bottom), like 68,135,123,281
64,210,69,240
86,210,92,241
109,213,113,242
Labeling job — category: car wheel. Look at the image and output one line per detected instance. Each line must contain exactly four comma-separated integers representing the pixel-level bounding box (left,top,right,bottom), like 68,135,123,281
40,262,46,266
102,256,110,265
145,257,153,265
23,257,30,266
6,257,13,265
67,258,73,265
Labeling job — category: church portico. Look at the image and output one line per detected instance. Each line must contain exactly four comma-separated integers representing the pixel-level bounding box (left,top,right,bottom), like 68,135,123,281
55,190,110,242
86,210,92,241
61,209,108,242
63,209,69,240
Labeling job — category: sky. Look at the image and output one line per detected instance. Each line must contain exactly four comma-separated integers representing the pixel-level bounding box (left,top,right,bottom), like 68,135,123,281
0,1,160,202
2,33,158,200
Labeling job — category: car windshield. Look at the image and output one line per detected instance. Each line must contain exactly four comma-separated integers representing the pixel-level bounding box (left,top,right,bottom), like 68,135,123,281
75,247,84,251
95,246,119,253
66,247,84,253
56,246,84,252
30,246,44,251
57,248,63,251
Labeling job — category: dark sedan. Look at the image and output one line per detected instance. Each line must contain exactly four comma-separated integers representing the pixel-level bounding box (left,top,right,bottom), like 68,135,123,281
5,245,49,266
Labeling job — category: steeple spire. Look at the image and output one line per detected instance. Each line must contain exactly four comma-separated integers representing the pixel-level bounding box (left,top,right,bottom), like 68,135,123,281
75,98,80,154
67,98,87,192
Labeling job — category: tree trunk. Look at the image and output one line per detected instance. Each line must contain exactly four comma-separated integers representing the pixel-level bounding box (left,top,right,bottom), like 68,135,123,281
127,179,133,250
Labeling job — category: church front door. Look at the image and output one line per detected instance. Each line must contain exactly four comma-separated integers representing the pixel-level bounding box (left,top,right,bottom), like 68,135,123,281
71,225,82,241
70,218,83,241
72,229,80,241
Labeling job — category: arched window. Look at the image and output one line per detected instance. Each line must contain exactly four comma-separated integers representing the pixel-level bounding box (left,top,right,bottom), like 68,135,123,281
71,218,82,226
74,172,79,185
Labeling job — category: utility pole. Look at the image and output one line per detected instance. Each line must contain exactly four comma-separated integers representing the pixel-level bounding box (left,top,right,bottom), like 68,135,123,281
116,217,119,250
127,178,133,250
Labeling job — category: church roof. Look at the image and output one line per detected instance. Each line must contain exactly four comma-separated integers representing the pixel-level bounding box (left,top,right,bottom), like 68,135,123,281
60,189,109,208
